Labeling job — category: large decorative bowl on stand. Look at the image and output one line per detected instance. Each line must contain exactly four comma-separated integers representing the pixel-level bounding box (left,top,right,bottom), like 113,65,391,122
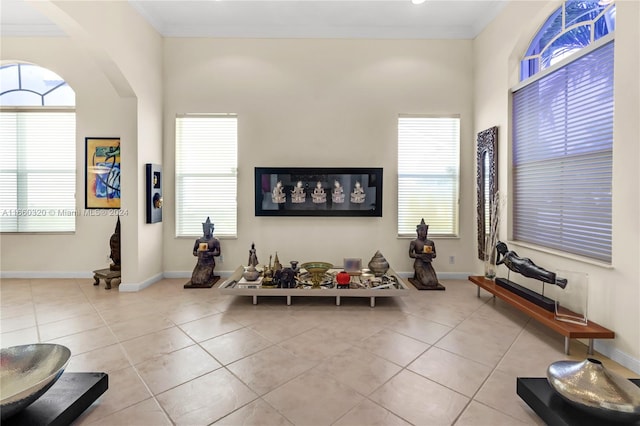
547,358,640,422
300,262,333,289
1,343,71,420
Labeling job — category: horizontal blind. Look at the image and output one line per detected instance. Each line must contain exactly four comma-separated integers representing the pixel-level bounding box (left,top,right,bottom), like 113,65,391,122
175,114,238,237
398,116,460,237
0,111,76,232
513,41,613,263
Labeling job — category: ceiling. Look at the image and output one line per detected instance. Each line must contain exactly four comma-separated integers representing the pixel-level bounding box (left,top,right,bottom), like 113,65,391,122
1,0,507,39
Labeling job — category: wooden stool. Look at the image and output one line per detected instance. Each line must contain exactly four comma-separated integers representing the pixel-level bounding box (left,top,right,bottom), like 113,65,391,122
93,268,121,290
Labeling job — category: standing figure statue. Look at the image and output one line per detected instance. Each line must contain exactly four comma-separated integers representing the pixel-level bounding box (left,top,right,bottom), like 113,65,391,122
185,217,221,288
248,242,259,268
408,219,445,290
495,241,567,288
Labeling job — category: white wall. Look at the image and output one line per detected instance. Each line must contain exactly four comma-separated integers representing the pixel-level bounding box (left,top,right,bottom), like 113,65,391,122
0,37,136,277
473,0,640,370
162,38,478,277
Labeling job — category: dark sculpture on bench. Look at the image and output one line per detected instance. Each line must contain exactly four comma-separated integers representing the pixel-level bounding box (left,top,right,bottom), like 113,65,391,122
494,241,567,311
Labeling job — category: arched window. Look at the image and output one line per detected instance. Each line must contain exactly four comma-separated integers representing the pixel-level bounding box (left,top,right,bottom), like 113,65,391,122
511,1,615,263
520,0,616,81
0,63,76,232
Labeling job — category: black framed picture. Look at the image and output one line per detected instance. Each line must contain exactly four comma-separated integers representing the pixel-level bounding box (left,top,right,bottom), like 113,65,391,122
255,167,383,217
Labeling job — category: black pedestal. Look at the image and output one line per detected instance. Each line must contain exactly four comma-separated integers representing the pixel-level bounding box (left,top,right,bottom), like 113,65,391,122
517,377,640,426
495,278,555,312
3,372,108,426
184,276,220,288
408,278,446,291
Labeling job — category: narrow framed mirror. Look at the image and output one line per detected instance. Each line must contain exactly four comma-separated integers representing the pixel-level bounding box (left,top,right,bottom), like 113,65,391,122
477,126,498,260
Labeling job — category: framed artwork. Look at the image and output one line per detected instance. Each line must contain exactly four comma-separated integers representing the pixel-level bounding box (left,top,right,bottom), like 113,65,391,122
255,167,382,217
85,137,121,209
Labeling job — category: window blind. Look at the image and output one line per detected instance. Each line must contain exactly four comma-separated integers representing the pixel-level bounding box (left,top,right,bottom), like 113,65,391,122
512,41,613,263
0,111,76,232
398,116,460,237
175,114,238,238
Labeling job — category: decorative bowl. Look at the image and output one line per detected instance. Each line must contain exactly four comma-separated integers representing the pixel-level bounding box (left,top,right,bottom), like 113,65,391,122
1,343,72,420
547,358,640,422
301,262,333,288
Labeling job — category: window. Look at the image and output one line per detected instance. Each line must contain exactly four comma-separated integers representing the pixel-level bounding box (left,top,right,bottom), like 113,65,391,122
520,0,616,81
0,63,76,233
512,0,614,263
398,116,460,237
175,114,238,238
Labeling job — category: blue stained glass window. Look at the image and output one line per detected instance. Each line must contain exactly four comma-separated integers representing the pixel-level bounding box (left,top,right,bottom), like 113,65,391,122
520,0,616,81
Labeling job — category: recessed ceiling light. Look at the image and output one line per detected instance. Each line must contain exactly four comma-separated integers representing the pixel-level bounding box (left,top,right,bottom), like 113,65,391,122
412,0,427,4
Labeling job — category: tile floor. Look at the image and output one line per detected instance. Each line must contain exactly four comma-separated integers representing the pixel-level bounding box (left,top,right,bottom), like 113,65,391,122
1,277,637,425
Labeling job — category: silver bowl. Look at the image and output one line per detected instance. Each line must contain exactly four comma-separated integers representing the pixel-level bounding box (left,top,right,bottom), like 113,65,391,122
547,358,640,422
1,343,71,420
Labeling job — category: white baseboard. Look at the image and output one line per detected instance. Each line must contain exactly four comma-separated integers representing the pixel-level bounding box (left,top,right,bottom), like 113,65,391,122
118,272,163,292
0,271,94,279
594,340,640,375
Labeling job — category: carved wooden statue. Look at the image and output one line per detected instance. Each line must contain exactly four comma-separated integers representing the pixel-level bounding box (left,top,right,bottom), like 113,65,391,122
185,217,221,288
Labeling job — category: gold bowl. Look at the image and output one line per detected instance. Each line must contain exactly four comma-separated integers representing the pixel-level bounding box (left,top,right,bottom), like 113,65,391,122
1,343,71,420
301,262,333,288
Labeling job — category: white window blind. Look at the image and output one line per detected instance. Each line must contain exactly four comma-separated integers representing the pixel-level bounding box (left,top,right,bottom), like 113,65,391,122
0,111,76,232
512,41,613,263
175,114,238,238
398,116,460,237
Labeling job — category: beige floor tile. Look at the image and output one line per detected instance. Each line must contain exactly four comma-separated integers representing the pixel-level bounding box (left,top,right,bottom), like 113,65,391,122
136,344,221,394
38,312,105,341
0,326,39,347
66,343,131,374
82,398,172,426
314,346,401,396
0,312,36,333
227,345,316,395
248,317,316,343
385,313,452,344
455,401,530,425
333,398,412,426
36,302,96,325
435,328,512,368
200,327,273,365
369,369,469,425
3,277,638,426
356,328,430,366
413,303,470,328
47,326,117,356
72,366,152,424
408,346,493,397
263,369,364,426
178,312,244,342
474,369,545,424
1,301,35,320
164,301,222,324
279,327,354,362
120,326,194,365
214,399,293,425
108,314,175,342
157,368,257,425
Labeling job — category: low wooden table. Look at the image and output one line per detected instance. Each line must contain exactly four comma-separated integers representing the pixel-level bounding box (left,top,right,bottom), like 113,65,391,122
468,276,614,355
219,266,409,307
92,268,121,290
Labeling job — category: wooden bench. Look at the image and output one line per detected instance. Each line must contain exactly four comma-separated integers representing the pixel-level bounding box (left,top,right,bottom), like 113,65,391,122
93,268,121,290
468,275,614,355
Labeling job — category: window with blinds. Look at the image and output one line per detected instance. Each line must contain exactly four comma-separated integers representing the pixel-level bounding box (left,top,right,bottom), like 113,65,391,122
512,40,613,263
398,116,460,237
175,114,238,238
0,111,76,232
